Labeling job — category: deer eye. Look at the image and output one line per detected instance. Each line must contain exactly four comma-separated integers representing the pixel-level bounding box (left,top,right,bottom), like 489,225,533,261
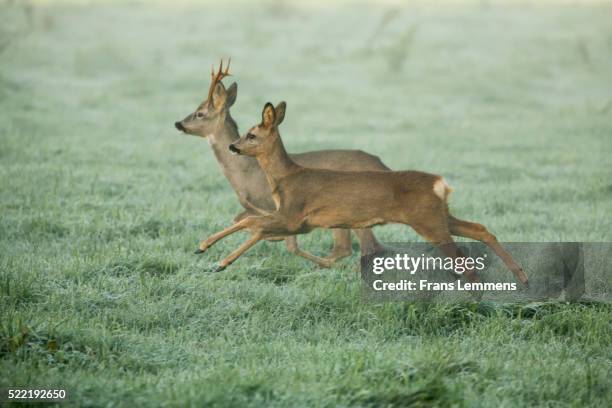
246,133,256,140
195,112,205,119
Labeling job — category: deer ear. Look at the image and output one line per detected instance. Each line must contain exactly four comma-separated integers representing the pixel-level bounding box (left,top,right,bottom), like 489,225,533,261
226,82,237,107
274,102,286,125
262,102,276,128
211,82,228,110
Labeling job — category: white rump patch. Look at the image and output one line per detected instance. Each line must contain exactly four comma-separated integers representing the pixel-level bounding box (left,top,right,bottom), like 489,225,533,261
433,178,453,201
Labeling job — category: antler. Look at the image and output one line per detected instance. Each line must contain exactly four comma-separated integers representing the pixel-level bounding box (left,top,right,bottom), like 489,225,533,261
206,57,231,106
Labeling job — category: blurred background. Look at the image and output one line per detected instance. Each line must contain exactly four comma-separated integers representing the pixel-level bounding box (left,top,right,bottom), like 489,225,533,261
2,0,611,245
2,2,612,406
1,0,611,242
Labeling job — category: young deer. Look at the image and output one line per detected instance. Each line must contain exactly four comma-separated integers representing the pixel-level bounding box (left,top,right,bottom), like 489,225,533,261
197,102,529,287
175,60,390,267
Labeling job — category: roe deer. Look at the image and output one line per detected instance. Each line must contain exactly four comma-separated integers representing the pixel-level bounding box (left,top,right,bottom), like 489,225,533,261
195,102,529,287
175,60,390,267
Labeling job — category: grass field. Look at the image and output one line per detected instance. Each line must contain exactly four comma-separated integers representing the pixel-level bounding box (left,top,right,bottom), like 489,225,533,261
1,0,611,406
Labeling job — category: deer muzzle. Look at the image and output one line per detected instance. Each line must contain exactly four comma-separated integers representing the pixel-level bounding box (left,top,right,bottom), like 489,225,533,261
175,121,186,132
229,144,241,155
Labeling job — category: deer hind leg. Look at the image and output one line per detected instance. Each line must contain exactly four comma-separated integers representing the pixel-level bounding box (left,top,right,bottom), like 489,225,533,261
410,221,480,283
285,236,334,268
326,229,353,261
447,216,528,286
353,228,384,256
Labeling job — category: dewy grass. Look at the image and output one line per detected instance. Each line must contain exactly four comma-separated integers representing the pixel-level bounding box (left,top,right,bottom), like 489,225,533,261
1,0,611,406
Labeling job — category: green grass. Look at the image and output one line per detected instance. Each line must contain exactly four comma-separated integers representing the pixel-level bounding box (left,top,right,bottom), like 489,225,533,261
1,0,611,406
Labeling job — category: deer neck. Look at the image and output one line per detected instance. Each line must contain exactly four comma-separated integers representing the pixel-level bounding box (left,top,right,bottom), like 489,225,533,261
256,134,299,192
207,114,261,200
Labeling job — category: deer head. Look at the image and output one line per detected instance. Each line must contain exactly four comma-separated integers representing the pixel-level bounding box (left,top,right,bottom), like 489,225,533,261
175,58,237,137
230,101,286,157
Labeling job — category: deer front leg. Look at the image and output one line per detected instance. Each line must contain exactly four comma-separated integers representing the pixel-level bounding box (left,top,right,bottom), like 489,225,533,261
208,214,287,271
195,218,250,254
233,210,251,223
215,233,263,272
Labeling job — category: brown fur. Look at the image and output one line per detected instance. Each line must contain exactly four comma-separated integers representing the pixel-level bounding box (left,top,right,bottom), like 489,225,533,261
200,102,529,287
175,71,389,267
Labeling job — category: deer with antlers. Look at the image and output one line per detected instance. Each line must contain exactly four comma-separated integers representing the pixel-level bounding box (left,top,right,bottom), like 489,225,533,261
175,60,390,267
194,101,529,287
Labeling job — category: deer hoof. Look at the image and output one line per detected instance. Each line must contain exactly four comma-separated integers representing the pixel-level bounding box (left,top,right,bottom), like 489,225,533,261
194,248,205,254
214,265,226,272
